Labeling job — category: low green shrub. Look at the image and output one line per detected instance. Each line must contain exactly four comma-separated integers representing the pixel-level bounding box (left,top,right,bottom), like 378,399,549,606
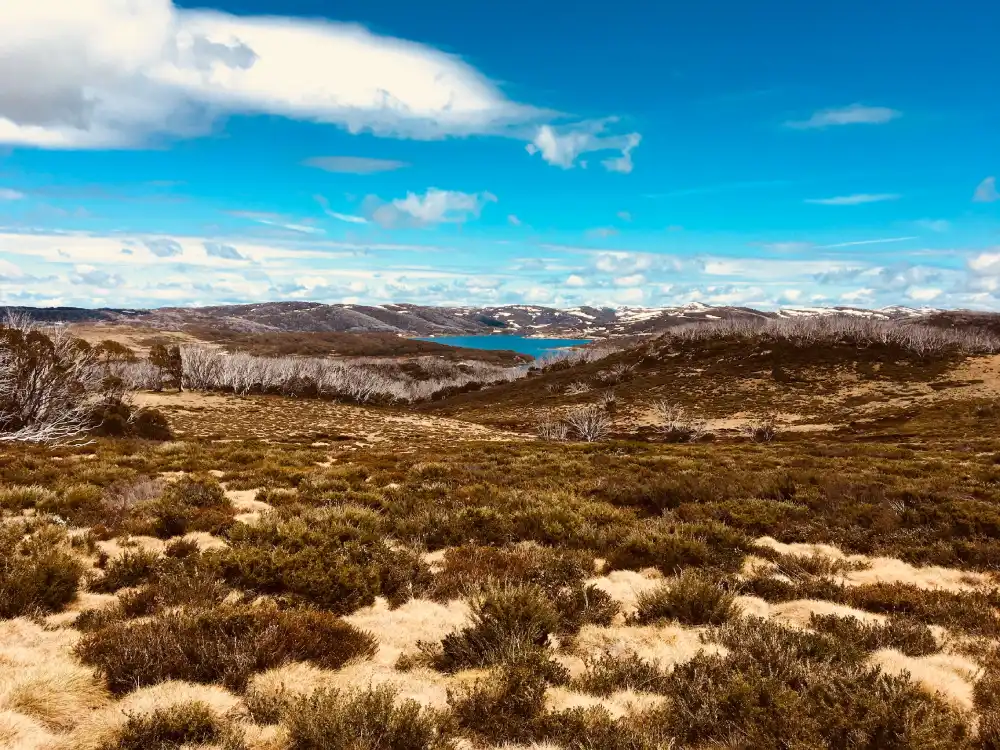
809,613,941,658
427,584,561,673
629,570,738,626
0,523,83,618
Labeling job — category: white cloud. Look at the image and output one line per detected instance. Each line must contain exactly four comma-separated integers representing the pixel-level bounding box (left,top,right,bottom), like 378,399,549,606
968,252,1000,274
841,288,876,302
565,274,587,287
782,289,802,302
974,177,999,203
786,104,901,129
0,188,24,200
586,227,618,239
507,214,522,227
614,274,645,287
303,156,409,174
370,188,496,228
616,211,632,222
0,0,543,149
806,193,901,206
906,287,942,302
526,121,641,172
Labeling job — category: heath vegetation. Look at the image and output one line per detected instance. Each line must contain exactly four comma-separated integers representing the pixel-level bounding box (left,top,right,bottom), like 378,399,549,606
4,313,1000,748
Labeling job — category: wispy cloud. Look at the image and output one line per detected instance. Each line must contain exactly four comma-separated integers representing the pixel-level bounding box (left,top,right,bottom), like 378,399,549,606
507,214,522,227
314,195,368,224
819,236,917,248
785,104,901,129
228,210,326,234
974,177,999,203
303,156,409,174
805,193,901,206
0,188,24,200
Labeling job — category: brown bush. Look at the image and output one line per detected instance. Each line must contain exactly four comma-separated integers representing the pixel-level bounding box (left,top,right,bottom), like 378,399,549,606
283,685,452,750
75,605,378,694
629,570,738,627
427,584,561,673
101,701,225,750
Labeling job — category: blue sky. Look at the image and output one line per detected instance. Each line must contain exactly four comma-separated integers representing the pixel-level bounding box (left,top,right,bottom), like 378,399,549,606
0,0,998,310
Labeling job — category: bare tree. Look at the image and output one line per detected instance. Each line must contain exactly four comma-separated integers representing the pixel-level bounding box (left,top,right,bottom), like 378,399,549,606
652,400,708,442
564,406,612,442
0,312,104,444
536,416,570,441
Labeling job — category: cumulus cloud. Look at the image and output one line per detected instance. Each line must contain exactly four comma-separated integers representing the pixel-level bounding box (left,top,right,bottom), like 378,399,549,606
526,120,641,172
303,156,409,174
805,193,901,206
785,104,901,129
968,251,1000,274
368,188,497,228
0,0,546,149
974,177,999,203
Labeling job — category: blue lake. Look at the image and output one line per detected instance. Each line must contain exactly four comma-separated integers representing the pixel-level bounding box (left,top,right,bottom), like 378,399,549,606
417,335,592,359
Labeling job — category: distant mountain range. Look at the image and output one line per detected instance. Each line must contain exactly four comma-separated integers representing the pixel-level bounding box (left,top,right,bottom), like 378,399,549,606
11,301,994,338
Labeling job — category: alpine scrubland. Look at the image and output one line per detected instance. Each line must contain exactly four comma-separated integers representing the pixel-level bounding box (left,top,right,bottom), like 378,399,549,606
5,311,1000,748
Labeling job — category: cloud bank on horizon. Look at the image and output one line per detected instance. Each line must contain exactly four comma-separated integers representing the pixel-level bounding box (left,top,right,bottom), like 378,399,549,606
0,0,997,311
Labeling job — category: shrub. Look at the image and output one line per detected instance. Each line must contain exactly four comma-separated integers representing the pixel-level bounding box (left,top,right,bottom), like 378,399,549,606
428,584,561,672
104,701,224,750
75,605,378,694
553,583,621,633
606,521,751,574
661,652,969,748
629,571,738,626
89,549,161,593
564,406,612,442
0,523,83,618
572,651,671,696
0,484,57,511
148,474,233,538
216,513,427,613
809,613,941,658
427,544,591,601
448,654,552,745
744,415,779,443
133,408,173,441
284,685,452,750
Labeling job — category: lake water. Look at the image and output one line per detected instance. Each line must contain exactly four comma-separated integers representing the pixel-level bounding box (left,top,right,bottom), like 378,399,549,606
417,335,592,359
